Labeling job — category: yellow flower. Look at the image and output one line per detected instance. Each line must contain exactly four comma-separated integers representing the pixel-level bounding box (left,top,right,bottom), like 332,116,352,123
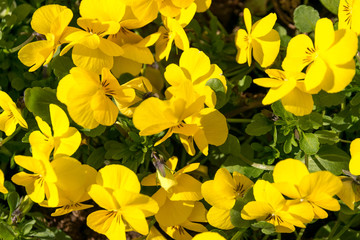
29,104,81,158
282,18,358,93
253,68,313,116
338,0,360,35
235,8,280,67
0,91,27,136
11,149,58,206
40,157,97,216
202,168,253,230
349,138,360,175
273,159,342,219
108,29,160,77
121,0,159,29
159,202,208,240
337,175,360,210
18,4,73,71
142,156,203,226
57,67,135,129
0,169,8,194
164,47,227,108
155,4,196,61
87,164,158,240
241,180,312,233
193,232,226,240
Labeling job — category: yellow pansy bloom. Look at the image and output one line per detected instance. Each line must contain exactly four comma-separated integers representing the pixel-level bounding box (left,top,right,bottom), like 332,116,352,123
165,47,227,108
29,104,81,158
11,149,58,207
337,175,360,210
0,91,27,136
241,180,312,233
159,202,208,240
349,138,360,175
121,0,159,29
193,232,226,240
109,29,160,77
40,157,97,216
282,18,358,93
155,3,196,61
18,4,73,72
338,0,360,35
235,8,280,67
273,159,342,219
253,68,313,116
86,164,158,240
57,67,135,129
0,169,8,194
202,168,253,230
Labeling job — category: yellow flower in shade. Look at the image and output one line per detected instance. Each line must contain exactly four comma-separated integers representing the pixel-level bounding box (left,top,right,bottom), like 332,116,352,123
0,91,27,136
193,232,226,240
157,0,195,17
11,149,58,207
164,47,227,108
155,3,196,61
0,169,8,194
57,67,135,129
86,164,158,240
282,18,358,93
108,28,160,77
273,159,342,219
241,180,312,233
337,174,360,210
338,0,360,35
18,4,73,72
253,68,313,116
121,0,159,29
349,138,360,175
159,202,208,240
147,226,167,240
235,8,280,67
29,104,81,158
40,157,97,216
142,156,203,226
201,168,254,230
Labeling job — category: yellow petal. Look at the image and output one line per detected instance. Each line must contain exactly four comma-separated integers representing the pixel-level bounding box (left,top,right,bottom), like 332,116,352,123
155,199,194,227
79,0,126,22
51,203,93,216
244,8,252,33
251,13,277,38
314,18,335,50
304,58,330,92
179,48,211,82
252,29,280,67
88,184,119,210
168,174,202,201
122,208,148,235
0,169,7,194
207,206,234,230
281,87,314,116
337,177,356,210
18,40,54,72
193,232,226,240
72,45,113,74
235,29,249,64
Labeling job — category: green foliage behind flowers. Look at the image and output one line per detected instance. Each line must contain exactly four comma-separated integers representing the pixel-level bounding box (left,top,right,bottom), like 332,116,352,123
2,0,360,239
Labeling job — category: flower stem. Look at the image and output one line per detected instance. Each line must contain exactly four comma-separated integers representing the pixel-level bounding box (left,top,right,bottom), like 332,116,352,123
227,118,252,123
327,218,341,239
0,127,22,147
296,228,305,240
187,151,203,164
330,214,360,240
8,33,35,53
239,153,274,171
339,139,352,143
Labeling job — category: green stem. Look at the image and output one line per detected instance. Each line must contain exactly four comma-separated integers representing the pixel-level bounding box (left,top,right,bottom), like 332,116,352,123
231,230,243,240
227,118,252,123
239,153,274,171
0,127,22,147
296,228,305,240
277,233,281,240
8,33,35,53
206,10,228,34
339,139,352,143
187,151,203,164
328,218,341,239
331,214,360,240
305,154,309,168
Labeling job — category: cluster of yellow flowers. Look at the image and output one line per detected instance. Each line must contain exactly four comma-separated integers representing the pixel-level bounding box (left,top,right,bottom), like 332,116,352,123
0,0,359,239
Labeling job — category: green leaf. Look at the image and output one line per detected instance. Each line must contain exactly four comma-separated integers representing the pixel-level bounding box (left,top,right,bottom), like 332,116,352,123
222,155,264,179
271,100,294,120
237,75,252,92
104,140,128,160
298,112,323,130
283,133,294,154
206,78,228,109
350,92,360,106
7,191,19,216
81,125,106,137
0,221,16,240
293,5,320,33
50,56,75,79
12,4,33,23
299,132,319,155
20,219,36,235
313,91,346,107
219,134,241,157
251,221,276,235
314,130,339,145
24,87,64,123
309,145,349,175
86,147,106,169
245,113,273,136
319,0,340,15
230,199,251,228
